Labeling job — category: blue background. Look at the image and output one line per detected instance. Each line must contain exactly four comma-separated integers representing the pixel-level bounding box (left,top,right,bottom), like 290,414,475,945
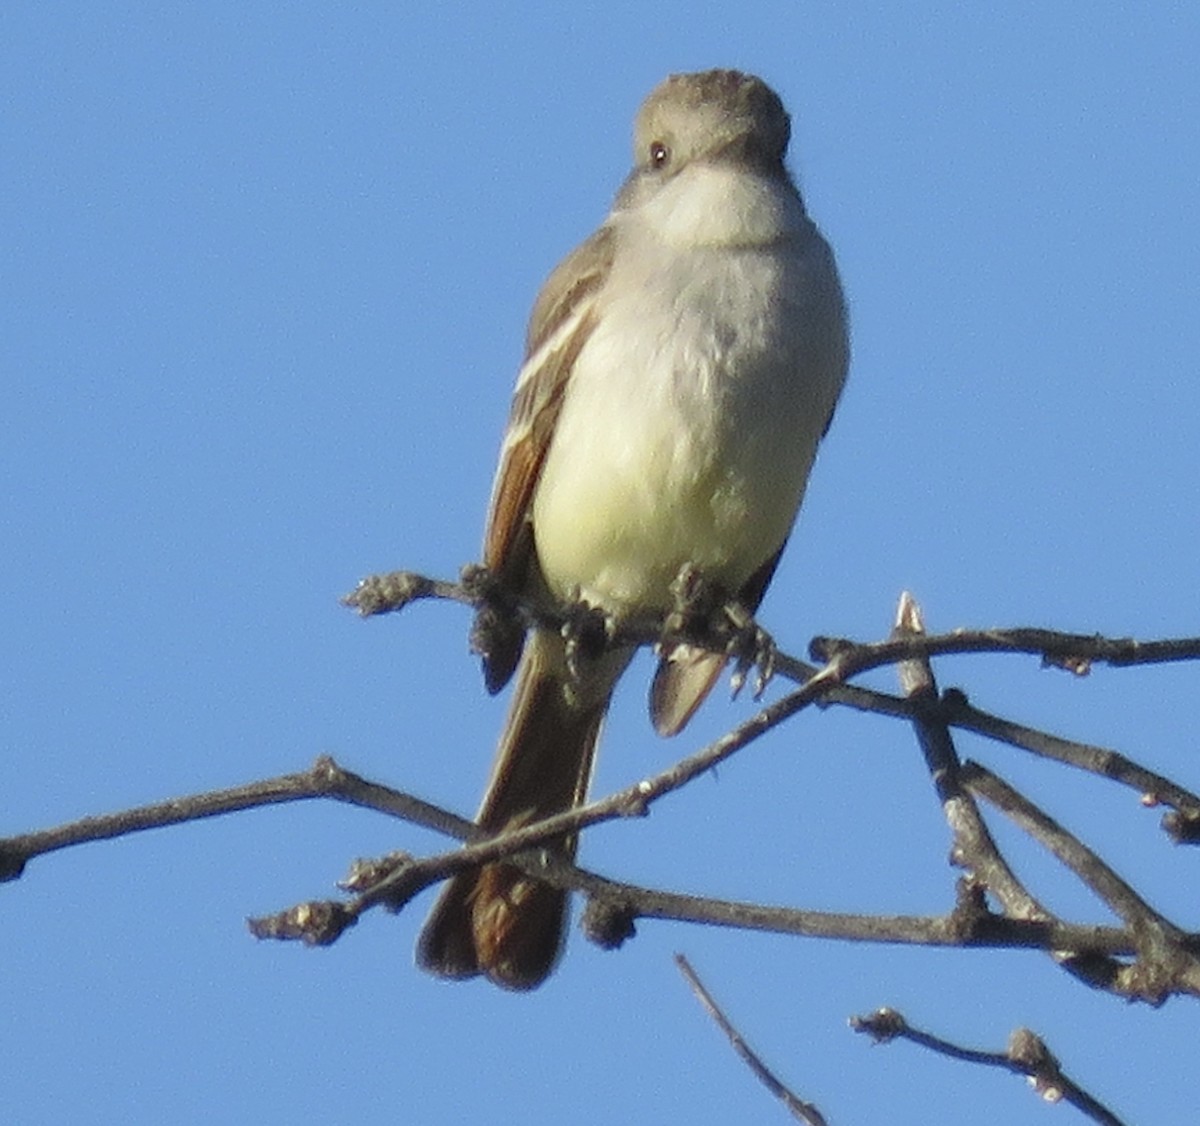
4,4,1198,1122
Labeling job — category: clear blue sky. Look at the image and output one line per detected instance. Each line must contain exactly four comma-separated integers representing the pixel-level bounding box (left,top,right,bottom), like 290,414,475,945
5,4,1199,1123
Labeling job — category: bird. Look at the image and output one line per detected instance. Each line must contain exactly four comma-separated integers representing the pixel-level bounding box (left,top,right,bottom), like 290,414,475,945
416,68,849,990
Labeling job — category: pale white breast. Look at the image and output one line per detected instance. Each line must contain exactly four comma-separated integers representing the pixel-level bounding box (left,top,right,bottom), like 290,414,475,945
532,169,846,614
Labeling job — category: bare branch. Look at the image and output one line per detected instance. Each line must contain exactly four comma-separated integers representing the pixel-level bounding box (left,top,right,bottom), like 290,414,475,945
344,568,1200,675
0,755,474,884
0,743,1150,966
964,762,1200,1002
249,655,850,933
939,692,1200,837
891,593,1128,992
769,660,1200,851
248,809,1144,957
342,570,1200,852
675,954,828,1125
9,574,1200,1008
1,687,1182,985
892,594,1035,911
341,568,481,618
812,626,1200,673
850,1008,1126,1125
565,867,1140,955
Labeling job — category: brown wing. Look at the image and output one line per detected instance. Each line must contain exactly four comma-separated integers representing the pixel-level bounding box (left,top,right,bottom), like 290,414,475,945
479,226,614,691
525,223,615,357
483,224,614,579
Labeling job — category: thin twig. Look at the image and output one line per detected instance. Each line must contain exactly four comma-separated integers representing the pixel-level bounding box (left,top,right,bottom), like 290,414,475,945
940,692,1200,831
850,1008,1126,1125
812,626,1200,671
963,762,1200,1002
772,660,1200,845
0,756,473,883
675,954,828,1126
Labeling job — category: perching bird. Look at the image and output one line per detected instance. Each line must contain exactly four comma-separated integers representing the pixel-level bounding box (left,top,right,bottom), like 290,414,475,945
417,69,849,989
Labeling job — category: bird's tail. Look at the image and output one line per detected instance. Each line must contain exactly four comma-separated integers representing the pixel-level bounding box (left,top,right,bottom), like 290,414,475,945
416,629,628,990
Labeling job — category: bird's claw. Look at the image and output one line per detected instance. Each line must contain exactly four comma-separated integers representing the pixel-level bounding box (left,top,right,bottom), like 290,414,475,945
723,604,777,700
665,563,776,699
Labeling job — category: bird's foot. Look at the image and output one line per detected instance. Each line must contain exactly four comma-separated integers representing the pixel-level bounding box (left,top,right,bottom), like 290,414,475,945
664,564,776,699
463,564,526,695
720,602,777,700
559,592,613,691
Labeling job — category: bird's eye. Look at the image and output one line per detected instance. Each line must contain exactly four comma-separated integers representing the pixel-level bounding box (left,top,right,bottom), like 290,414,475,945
649,141,669,168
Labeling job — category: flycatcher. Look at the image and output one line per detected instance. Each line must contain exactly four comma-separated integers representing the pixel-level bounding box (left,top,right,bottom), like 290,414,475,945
417,69,849,989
